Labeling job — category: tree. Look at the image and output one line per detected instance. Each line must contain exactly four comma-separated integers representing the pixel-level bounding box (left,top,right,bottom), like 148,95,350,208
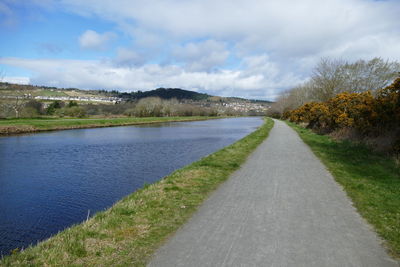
67,101,78,107
11,96,25,118
340,58,400,94
269,81,316,117
311,58,400,101
133,97,163,117
25,100,43,114
46,100,63,115
311,58,347,101
20,100,43,118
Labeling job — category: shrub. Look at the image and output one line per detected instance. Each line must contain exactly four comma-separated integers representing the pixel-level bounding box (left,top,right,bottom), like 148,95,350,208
25,100,44,115
46,100,64,115
286,78,400,152
326,92,376,133
56,106,86,118
375,77,400,129
20,107,40,118
67,101,78,108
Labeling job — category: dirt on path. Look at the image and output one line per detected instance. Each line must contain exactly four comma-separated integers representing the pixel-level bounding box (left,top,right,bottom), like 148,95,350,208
149,120,398,267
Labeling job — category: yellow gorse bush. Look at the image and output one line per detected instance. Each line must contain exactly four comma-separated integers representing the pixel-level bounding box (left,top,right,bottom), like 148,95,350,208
286,78,400,152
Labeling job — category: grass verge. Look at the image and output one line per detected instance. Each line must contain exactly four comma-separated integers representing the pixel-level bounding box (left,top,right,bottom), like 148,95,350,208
287,121,400,258
0,116,221,135
0,118,274,266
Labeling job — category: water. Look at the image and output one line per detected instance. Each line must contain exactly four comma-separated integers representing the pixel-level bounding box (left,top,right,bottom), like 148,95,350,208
0,117,263,255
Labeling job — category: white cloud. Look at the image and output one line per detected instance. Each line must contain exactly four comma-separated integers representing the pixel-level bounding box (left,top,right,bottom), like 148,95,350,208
60,0,400,87
0,57,302,99
79,30,116,50
114,47,144,67
173,40,229,72
60,0,400,56
2,76,30,84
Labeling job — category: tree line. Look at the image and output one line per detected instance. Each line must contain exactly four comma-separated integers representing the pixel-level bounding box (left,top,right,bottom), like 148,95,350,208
0,97,241,119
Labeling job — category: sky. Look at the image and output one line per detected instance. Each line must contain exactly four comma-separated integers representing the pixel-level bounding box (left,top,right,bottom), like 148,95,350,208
0,0,400,100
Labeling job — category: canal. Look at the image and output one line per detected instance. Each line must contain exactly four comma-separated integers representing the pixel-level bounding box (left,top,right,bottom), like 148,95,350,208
0,117,263,254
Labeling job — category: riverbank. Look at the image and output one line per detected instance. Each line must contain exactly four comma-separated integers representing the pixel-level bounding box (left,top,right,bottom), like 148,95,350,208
288,121,400,259
0,118,274,266
0,116,224,135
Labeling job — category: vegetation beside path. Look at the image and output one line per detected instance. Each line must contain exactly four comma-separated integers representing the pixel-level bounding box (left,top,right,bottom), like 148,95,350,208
0,116,221,135
0,118,274,266
288,121,400,258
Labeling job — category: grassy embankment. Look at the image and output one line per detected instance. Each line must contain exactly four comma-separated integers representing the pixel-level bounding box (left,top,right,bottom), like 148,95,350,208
0,116,221,135
288,121,400,258
0,118,274,266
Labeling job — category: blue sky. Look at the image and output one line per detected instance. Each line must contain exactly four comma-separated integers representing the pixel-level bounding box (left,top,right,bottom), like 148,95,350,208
1,0,400,100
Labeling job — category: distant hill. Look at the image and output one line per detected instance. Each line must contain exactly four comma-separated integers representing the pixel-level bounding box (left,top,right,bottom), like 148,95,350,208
0,82,273,104
114,88,211,101
114,88,273,104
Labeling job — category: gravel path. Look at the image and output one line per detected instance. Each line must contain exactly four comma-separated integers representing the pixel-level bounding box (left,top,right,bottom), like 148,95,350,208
149,120,398,267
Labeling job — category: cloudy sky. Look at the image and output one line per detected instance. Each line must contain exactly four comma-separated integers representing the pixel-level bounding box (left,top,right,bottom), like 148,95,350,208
1,0,399,100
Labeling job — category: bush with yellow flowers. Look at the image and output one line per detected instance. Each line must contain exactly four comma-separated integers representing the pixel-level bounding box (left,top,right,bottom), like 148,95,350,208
327,91,377,133
375,77,400,128
286,78,400,153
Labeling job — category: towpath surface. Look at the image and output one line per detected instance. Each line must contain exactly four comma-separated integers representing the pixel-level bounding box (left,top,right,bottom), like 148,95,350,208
149,120,398,267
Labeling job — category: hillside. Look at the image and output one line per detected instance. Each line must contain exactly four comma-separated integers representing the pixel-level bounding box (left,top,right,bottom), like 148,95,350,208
0,82,111,99
0,82,272,118
0,82,273,104
114,88,211,101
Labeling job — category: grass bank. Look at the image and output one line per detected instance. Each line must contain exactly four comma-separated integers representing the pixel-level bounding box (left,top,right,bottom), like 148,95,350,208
0,118,274,266
0,116,221,135
288,121,400,258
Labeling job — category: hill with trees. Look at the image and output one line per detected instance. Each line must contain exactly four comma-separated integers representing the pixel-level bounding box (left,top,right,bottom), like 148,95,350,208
0,83,271,118
111,88,211,101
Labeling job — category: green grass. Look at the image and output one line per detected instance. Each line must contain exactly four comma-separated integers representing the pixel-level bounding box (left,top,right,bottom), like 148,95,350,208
287,121,400,258
0,116,222,134
0,118,274,266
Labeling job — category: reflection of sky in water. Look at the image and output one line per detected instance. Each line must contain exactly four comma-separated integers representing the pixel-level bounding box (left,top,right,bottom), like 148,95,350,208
0,117,263,254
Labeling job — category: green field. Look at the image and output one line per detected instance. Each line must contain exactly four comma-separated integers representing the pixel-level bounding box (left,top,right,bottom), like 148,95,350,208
288,121,400,258
0,116,221,134
0,118,273,266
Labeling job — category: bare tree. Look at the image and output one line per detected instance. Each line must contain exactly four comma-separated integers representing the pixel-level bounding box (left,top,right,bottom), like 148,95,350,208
134,97,163,117
341,58,400,93
269,80,317,116
310,58,347,101
0,71,26,118
11,96,25,118
311,57,400,101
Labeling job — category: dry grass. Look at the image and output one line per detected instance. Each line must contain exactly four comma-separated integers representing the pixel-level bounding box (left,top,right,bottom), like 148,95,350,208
328,127,400,154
